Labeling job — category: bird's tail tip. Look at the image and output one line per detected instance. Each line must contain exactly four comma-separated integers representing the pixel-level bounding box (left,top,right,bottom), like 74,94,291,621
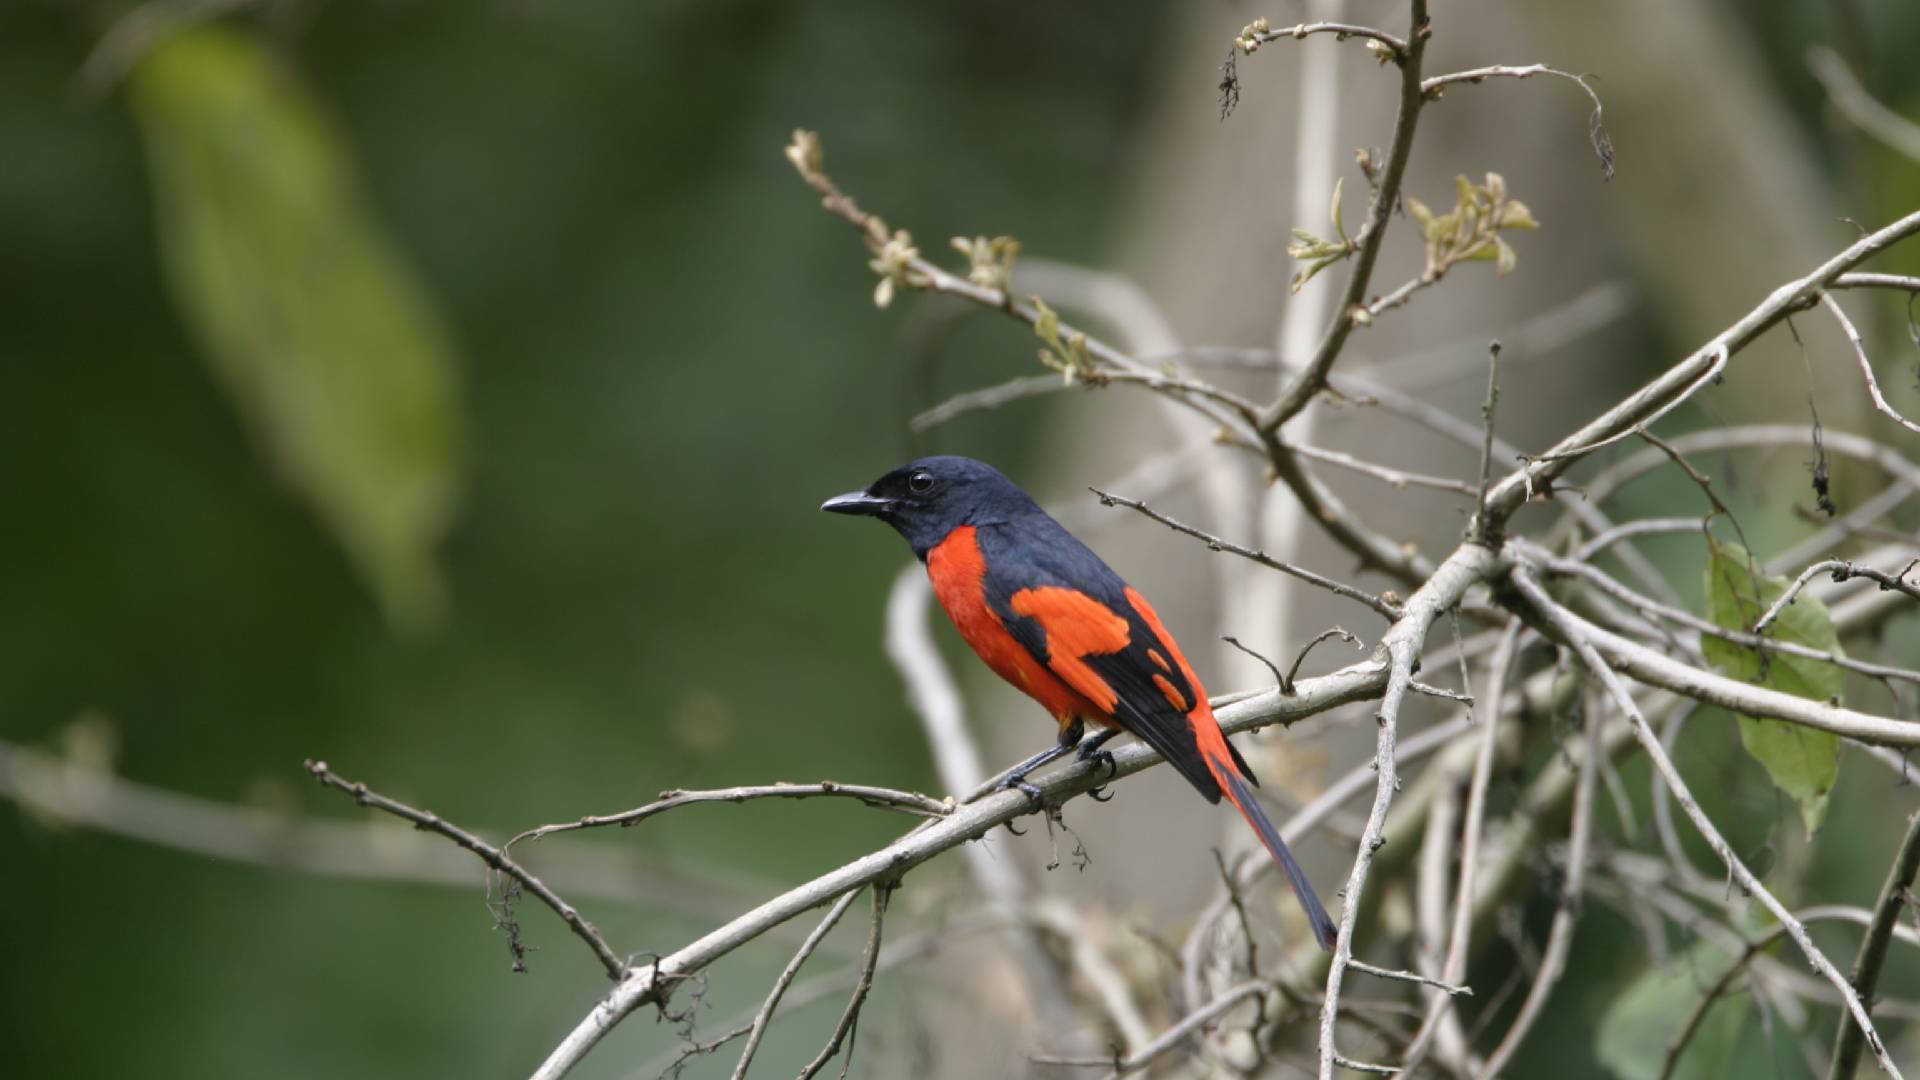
1209,753,1339,952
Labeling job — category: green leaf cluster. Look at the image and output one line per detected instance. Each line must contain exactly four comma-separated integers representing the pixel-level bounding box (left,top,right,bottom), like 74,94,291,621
1031,297,1094,384
951,235,1020,292
1406,172,1538,279
1286,177,1357,294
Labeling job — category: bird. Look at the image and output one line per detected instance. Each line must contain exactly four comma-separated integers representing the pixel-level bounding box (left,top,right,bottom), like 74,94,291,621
823,455,1337,950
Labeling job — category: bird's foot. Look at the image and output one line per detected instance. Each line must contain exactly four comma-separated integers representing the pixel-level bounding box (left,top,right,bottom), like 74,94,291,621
1077,746,1118,779
995,773,1048,809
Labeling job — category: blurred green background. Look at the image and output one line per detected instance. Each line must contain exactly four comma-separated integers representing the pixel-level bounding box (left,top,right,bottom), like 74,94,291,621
3,1,1918,1077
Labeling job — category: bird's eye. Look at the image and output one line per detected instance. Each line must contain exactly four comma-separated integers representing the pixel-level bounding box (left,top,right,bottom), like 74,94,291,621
908,471,936,494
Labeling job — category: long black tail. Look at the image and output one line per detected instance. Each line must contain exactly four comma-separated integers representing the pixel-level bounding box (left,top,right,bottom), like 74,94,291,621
1209,754,1338,951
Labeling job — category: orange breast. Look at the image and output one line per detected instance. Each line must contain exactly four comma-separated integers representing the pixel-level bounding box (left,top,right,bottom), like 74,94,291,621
926,526,1105,725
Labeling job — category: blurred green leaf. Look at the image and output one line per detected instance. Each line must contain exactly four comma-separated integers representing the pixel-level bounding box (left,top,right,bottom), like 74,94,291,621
128,25,464,630
1700,537,1844,834
1597,940,1745,1080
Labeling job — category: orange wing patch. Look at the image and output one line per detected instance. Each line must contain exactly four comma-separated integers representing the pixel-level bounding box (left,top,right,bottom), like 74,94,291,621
1152,673,1189,712
1124,587,1210,719
1147,648,1173,674
1010,586,1130,713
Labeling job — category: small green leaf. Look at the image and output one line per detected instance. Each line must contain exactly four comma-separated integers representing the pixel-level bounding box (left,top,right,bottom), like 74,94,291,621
1500,199,1539,230
130,25,464,631
1031,296,1062,349
1598,940,1745,1080
1700,537,1845,834
1406,196,1434,230
1329,176,1346,240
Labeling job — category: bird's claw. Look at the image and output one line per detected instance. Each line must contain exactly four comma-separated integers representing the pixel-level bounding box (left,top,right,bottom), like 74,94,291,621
999,776,1046,835
1078,746,1118,780
1087,784,1114,802
995,774,1048,809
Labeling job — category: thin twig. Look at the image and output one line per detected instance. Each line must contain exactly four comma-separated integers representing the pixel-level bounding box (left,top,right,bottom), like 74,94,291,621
909,374,1056,431
1240,20,1409,61
1347,958,1471,997
1091,487,1403,620
728,888,862,1080
1223,635,1292,694
1471,341,1503,542
1032,979,1274,1079
508,782,952,849
303,760,628,981
1418,64,1613,179
1755,557,1920,635
1291,440,1481,496
1820,291,1920,434
797,884,893,1080
1288,628,1368,692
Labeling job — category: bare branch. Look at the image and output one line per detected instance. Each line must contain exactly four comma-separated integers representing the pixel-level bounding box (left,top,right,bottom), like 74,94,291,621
1819,290,1920,435
1419,64,1613,179
1091,487,1404,621
1260,0,1431,433
304,760,628,981
1288,627,1369,692
1833,272,1920,294
1755,557,1920,635
508,781,952,848
1346,958,1471,997
797,884,892,1080
1471,341,1503,542
730,888,862,1079
1033,979,1273,1079
909,374,1056,431
1238,19,1409,61
1290,440,1481,496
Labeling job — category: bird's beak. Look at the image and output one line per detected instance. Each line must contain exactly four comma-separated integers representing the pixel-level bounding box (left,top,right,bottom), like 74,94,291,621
820,490,897,517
